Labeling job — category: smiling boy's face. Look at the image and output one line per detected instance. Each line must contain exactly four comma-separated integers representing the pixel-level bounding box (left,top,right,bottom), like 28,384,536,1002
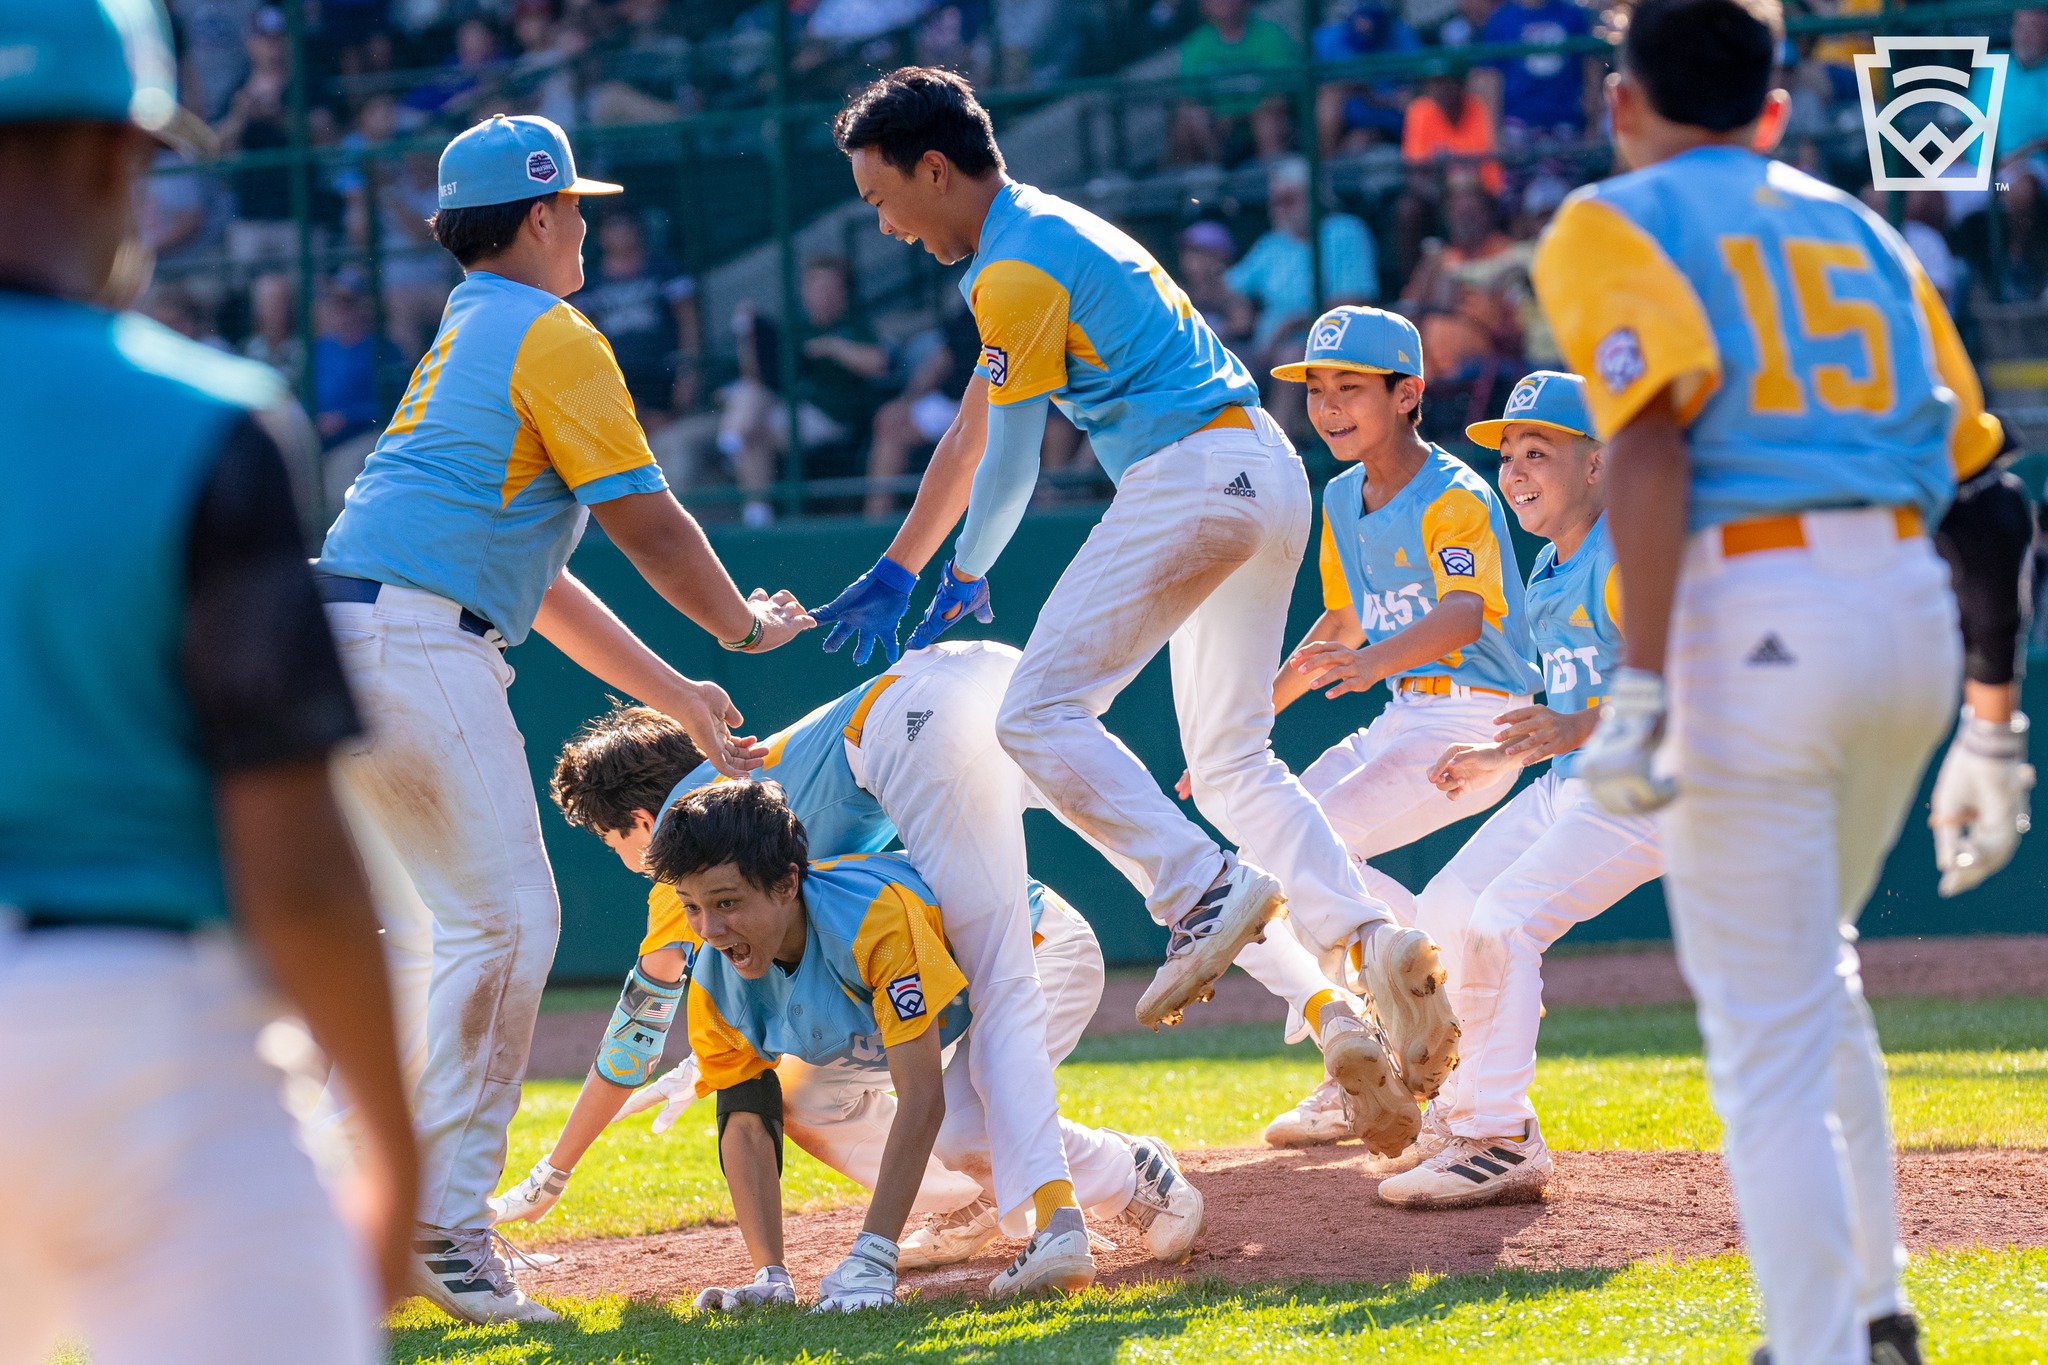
674,863,805,979
1303,367,1417,461
1496,424,1603,540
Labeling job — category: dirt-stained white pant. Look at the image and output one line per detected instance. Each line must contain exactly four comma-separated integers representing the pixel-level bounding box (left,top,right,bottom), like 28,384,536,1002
995,411,1391,963
1414,770,1660,1138
326,588,561,1233
1234,689,1523,1041
781,892,1137,1223
1661,510,1958,1365
0,927,379,1365
850,640,1133,1232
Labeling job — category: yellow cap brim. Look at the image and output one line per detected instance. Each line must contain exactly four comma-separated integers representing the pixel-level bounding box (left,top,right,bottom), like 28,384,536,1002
563,177,625,196
1463,417,1591,450
1269,359,1396,383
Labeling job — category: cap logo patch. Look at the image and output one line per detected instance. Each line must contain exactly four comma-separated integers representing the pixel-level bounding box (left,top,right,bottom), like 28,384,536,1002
981,343,1009,387
526,149,560,183
887,973,927,1021
1439,546,1477,577
1594,328,1645,394
1310,312,1352,353
1505,376,1546,416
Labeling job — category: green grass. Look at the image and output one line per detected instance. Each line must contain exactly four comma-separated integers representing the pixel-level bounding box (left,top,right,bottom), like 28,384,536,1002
504,996,2048,1244
385,1247,2048,1364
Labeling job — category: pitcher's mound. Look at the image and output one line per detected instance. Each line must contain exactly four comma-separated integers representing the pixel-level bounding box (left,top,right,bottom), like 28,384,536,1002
507,1146,2048,1305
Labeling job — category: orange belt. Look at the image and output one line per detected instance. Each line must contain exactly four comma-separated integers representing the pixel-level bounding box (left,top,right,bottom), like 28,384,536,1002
1718,506,1924,558
1398,675,1513,699
1197,405,1256,433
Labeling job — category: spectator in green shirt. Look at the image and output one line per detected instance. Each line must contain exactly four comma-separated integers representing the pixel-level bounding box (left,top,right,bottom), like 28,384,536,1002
1170,0,1299,164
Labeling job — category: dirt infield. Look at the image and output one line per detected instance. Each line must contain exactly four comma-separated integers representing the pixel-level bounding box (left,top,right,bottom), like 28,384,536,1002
513,1147,2048,1304
525,934,2048,1080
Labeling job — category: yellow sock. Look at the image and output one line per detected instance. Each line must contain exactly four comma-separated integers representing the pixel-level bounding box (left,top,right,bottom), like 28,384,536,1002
1031,1180,1078,1227
1304,988,1341,1040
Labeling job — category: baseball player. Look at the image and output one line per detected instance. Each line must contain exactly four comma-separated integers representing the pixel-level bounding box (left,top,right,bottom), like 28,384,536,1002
0,1,415,1360
813,68,1455,1139
314,113,811,1323
504,646,1203,1291
1225,307,1542,1151
1367,371,1662,1208
1530,1,2028,1359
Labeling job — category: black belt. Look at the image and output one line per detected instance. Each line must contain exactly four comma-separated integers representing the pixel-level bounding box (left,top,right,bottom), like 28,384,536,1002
315,574,498,639
20,912,195,935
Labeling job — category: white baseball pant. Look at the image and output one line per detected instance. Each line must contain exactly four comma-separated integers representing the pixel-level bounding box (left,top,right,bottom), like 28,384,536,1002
1235,688,1524,1040
850,640,1130,1232
1661,509,1958,1365
0,926,379,1365
994,410,1391,960
1413,770,1661,1138
326,587,561,1233
780,892,1136,1221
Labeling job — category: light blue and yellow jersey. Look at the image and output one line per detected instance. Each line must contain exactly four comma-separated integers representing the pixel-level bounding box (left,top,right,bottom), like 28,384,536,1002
961,181,1263,482
1532,147,2001,532
684,853,971,1093
317,271,667,643
1318,447,1540,696
1525,513,1622,779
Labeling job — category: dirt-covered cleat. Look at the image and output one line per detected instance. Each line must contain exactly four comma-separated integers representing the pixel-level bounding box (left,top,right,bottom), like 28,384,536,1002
1358,922,1461,1100
897,1198,1000,1271
1318,1012,1421,1156
1375,1127,1551,1210
1137,860,1287,1029
1366,1100,1455,1174
1263,1078,1359,1148
410,1225,561,1324
1109,1132,1205,1263
987,1222,1097,1299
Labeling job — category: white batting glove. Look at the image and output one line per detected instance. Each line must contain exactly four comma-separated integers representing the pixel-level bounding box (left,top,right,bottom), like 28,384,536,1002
1580,667,1678,815
1931,708,2033,898
615,1055,702,1135
813,1231,900,1312
488,1154,571,1225
692,1264,796,1312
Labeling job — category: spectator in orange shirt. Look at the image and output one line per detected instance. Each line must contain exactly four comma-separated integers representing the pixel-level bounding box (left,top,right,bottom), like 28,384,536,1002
1401,72,1505,195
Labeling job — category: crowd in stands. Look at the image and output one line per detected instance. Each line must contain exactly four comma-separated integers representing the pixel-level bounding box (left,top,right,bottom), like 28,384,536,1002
140,0,2046,523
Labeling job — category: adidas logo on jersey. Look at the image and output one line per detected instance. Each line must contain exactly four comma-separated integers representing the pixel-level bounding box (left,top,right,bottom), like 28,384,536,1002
1224,472,1256,498
1568,604,1592,628
906,710,934,741
1746,633,1796,666
1394,547,1409,566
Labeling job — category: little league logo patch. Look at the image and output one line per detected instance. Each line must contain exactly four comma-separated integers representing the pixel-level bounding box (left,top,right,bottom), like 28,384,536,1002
1504,375,1546,417
526,149,560,184
886,973,927,1021
1856,37,2008,191
1438,546,1477,578
1309,311,1351,354
981,344,1009,387
1594,327,1645,395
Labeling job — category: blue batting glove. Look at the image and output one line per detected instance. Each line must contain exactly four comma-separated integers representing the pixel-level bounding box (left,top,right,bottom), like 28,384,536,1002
812,556,917,666
907,559,993,651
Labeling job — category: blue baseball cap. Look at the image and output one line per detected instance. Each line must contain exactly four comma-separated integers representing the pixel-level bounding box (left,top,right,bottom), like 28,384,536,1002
1271,305,1425,383
1465,370,1594,449
0,0,214,154
437,114,622,209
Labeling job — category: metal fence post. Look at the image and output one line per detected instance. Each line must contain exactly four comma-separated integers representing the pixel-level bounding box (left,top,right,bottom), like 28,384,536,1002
285,0,318,453
772,0,805,521
363,151,396,418
1301,0,1325,313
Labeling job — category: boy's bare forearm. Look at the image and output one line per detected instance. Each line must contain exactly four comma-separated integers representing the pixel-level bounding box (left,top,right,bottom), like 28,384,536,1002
721,1113,786,1270
1605,395,1691,674
868,1030,946,1241
886,376,990,573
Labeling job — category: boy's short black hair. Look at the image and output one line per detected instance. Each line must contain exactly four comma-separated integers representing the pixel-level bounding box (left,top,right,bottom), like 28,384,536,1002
647,780,808,893
550,705,706,837
833,66,1004,178
1622,0,1783,133
1387,373,1424,428
429,191,557,266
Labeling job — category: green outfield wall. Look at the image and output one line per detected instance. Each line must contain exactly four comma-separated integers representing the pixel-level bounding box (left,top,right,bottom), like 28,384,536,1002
515,513,2046,980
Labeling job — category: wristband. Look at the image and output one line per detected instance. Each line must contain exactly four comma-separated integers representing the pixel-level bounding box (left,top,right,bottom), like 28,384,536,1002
720,607,764,653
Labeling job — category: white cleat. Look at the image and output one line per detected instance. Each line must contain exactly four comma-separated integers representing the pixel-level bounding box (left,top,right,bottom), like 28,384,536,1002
410,1225,561,1324
987,1222,1097,1299
1319,1012,1421,1157
1110,1132,1205,1263
1137,859,1287,1029
897,1198,1000,1271
1263,1078,1360,1148
1358,922,1461,1100
1375,1126,1552,1210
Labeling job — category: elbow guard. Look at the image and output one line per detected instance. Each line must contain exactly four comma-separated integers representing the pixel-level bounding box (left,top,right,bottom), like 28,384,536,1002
1936,468,2035,687
715,1070,785,1174
594,964,683,1089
